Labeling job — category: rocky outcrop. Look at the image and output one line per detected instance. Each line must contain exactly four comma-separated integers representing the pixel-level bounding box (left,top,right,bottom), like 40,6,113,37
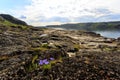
0,25,120,79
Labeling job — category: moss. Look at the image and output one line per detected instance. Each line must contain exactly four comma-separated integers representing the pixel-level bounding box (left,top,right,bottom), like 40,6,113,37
31,47,48,51
25,62,38,72
42,57,63,70
31,43,50,51
41,43,49,48
103,47,112,51
0,19,29,30
42,64,51,70
25,57,38,72
4,20,16,26
24,54,39,72
51,57,62,64
104,47,118,52
32,55,38,63
17,25,30,30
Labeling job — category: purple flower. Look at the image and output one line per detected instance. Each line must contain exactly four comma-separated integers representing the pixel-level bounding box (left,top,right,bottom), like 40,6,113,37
39,60,44,65
44,61,49,64
42,59,47,63
50,57,54,61
39,59,49,65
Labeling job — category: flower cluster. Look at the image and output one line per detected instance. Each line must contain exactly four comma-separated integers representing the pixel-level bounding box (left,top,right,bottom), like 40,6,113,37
39,57,54,65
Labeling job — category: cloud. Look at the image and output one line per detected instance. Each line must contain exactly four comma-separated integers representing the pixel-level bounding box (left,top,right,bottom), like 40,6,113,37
13,0,120,26
39,16,70,23
75,14,120,23
98,14,120,21
74,16,98,22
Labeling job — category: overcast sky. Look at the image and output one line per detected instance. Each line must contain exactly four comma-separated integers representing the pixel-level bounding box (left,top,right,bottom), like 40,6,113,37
0,0,120,26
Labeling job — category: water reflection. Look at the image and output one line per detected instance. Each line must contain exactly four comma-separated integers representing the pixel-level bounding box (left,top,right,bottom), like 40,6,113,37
94,31,120,39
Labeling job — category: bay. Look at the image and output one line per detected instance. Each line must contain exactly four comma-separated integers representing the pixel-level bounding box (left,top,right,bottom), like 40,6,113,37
94,31,120,39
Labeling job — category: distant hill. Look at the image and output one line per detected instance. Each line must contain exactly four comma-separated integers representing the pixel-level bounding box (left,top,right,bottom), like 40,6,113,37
47,21,120,31
0,14,27,26
0,14,32,30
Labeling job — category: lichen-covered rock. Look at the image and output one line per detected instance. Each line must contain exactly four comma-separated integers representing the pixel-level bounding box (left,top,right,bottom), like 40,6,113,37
0,26,120,79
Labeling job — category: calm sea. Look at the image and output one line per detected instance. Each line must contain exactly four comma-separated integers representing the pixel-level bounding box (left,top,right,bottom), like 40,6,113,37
94,31,120,39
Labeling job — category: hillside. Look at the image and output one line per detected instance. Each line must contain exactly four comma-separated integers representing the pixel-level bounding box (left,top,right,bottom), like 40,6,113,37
47,21,120,31
0,14,32,30
0,14,120,80
0,14,27,26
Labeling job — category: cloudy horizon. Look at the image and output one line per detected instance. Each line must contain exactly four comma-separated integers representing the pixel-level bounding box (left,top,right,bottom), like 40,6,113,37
0,0,120,26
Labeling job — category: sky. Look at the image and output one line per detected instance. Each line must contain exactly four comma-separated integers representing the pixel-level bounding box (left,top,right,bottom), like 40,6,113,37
0,0,120,26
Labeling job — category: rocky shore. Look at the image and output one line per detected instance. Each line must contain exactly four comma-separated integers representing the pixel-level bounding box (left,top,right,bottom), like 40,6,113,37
0,25,120,80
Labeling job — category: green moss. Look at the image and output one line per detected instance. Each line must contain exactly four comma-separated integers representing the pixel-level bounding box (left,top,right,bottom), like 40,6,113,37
25,61,38,72
42,64,51,70
50,57,62,64
18,25,30,30
25,63,38,72
31,43,50,51
4,20,16,26
31,47,48,51
41,43,49,48
103,47,116,52
0,19,29,30
103,47,112,51
25,55,39,72
32,55,38,63
42,57,63,70
104,47,117,52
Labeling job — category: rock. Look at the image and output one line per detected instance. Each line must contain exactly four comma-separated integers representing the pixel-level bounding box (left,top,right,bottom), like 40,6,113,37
117,37,120,41
0,26,120,79
67,52,76,57
40,34,48,37
48,43,57,48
